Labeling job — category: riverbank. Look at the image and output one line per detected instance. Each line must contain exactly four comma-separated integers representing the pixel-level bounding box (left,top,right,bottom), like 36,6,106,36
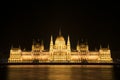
0,62,120,65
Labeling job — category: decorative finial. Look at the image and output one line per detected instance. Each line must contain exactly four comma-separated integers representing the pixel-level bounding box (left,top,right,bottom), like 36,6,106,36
51,35,53,41
100,44,102,49
33,39,35,45
50,35,53,45
41,40,44,45
59,27,61,36
95,47,97,51
11,45,13,49
19,45,21,49
85,39,88,44
108,44,109,49
81,38,83,43
77,40,80,45
67,35,70,45
38,39,40,42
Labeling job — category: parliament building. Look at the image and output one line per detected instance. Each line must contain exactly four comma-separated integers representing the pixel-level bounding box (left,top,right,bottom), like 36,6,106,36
8,30,113,63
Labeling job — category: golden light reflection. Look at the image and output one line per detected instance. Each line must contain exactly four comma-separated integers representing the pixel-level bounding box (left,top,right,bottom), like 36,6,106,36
7,65,114,80
48,65,72,80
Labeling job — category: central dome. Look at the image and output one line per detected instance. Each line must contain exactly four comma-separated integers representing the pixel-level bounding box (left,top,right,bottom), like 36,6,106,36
55,35,65,45
56,36,65,41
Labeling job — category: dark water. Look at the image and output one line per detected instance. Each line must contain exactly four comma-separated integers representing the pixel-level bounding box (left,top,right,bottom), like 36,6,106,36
0,65,120,80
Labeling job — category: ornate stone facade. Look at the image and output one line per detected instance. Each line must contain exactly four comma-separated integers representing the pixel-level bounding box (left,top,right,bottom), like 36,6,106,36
8,31,112,63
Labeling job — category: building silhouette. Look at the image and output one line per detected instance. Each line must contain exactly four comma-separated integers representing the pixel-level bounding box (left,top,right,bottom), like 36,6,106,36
8,29,112,63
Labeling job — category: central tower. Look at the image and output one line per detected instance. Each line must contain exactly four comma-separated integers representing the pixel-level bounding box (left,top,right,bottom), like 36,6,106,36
55,29,66,50
49,28,71,62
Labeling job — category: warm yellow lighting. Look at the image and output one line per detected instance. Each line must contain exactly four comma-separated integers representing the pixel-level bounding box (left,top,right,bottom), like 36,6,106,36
8,30,113,63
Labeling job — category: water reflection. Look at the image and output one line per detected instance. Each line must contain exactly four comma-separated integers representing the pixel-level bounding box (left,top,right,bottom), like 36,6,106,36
0,65,119,80
48,65,72,80
7,65,49,80
71,65,114,80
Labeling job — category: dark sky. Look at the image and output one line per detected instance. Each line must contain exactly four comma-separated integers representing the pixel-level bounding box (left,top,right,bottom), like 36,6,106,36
0,1,120,58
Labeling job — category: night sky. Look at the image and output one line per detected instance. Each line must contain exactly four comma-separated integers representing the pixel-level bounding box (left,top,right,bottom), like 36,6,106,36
0,1,120,59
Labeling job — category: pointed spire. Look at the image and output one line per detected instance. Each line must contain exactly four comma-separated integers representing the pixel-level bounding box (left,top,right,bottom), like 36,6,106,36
41,40,44,50
95,47,98,51
81,38,83,43
67,35,71,51
108,44,109,49
50,35,53,51
23,48,26,51
77,40,80,46
33,39,35,45
85,39,88,45
11,45,13,49
19,45,21,49
67,35,70,45
37,39,40,42
50,35,53,45
100,44,102,49
41,40,44,46
59,27,61,36
76,40,80,51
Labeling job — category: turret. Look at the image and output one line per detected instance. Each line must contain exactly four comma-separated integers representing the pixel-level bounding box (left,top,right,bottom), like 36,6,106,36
100,44,102,49
8,45,22,63
76,41,80,51
32,39,35,50
50,35,53,51
19,45,21,49
67,35,71,51
41,40,44,50
99,45,112,63
107,44,109,49
59,27,61,36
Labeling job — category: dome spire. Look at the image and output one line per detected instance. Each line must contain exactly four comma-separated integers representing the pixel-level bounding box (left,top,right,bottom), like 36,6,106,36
76,40,80,51
41,40,44,46
67,35,71,51
33,39,35,45
50,35,53,51
67,35,70,46
100,44,102,49
11,44,13,49
59,27,61,36
41,40,44,50
108,44,109,49
50,35,53,45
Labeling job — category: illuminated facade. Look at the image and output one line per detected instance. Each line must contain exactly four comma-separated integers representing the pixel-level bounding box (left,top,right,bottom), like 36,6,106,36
8,31,112,63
